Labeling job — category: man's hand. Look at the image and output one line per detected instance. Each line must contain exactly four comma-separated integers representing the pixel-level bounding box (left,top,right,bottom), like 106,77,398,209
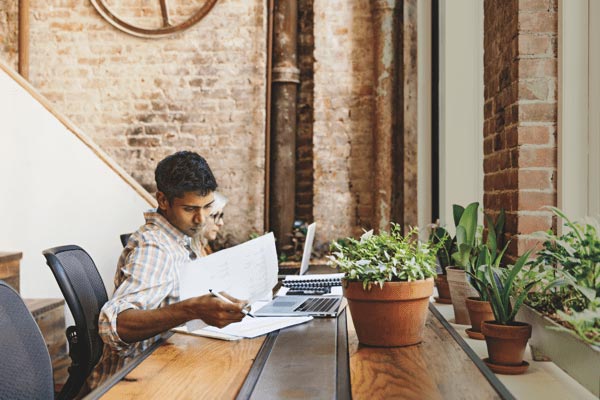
186,292,248,328
115,292,249,344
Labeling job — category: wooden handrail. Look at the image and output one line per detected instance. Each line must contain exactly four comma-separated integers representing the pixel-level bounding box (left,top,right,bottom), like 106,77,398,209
0,59,157,207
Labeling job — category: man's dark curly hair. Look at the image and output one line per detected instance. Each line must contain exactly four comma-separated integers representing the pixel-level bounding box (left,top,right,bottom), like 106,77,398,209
155,151,218,203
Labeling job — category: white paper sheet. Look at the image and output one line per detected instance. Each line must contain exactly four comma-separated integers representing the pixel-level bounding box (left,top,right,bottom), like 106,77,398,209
173,316,313,340
178,233,279,331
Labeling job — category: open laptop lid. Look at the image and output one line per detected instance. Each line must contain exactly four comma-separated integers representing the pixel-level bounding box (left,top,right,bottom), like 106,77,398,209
299,222,316,276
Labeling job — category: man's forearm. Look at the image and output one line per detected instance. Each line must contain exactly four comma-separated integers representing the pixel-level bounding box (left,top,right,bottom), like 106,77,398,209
116,301,193,344
115,294,247,344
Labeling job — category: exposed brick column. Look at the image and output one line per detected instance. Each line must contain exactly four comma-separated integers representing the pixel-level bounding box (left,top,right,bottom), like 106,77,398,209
295,0,315,224
0,0,18,70
483,0,557,260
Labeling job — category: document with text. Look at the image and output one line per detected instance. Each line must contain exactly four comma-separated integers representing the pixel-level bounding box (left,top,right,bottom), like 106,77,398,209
178,232,279,332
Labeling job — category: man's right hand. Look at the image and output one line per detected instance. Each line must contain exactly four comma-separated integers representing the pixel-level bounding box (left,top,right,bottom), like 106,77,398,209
115,292,248,344
186,293,247,328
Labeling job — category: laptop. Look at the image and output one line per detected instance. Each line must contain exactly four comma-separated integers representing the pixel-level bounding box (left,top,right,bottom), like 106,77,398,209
254,223,345,318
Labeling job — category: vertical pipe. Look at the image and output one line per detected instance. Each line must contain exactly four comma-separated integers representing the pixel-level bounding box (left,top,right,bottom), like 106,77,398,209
371,0,397,232
264,0,275,232
270,0,299,251
431,0,439,223
18,0,29,79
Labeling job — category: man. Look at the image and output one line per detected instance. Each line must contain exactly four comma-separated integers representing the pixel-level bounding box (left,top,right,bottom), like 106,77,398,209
88,151,246,391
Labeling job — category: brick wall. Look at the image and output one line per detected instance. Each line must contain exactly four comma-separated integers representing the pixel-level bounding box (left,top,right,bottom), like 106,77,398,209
296,0,314,224
0,0,18,70
5,0,267,242
483,0,557,259
313,0,375,244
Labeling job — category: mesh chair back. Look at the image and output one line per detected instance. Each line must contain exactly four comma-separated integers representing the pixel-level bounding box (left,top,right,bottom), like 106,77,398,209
120,233,132,248
0,280,54,400
43,245,108,400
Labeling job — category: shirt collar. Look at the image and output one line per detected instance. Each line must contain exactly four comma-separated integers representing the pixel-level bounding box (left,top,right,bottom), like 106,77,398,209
144,209,191,247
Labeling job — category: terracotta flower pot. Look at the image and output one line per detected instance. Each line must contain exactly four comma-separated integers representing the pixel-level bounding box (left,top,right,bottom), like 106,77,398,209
446,267,478,325
434,274,452,304
343,278,434,347
481,321,532,366
465,297,494,333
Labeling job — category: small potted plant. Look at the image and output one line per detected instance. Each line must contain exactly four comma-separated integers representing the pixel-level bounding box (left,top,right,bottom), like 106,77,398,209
429,223,454,304
464,211,507,339
446,202,481,324
469,250,539,374
464,249,498,340
328,224,438,347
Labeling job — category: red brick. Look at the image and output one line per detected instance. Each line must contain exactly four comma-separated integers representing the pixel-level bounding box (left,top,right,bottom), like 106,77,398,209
518,169,554,190
517,125,554,145
518,11,557,33
519,79,551,101
518,58,556,79
518,34,553,56
516,213,553,234
519,0,554,12
518,191,556,211
517,146,556,168
518,102,556,122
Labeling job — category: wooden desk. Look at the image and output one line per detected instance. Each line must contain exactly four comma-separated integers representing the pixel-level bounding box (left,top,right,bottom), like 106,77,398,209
91,305,513,400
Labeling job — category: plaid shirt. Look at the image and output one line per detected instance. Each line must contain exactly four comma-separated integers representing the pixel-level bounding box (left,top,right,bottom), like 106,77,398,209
87,209,197,392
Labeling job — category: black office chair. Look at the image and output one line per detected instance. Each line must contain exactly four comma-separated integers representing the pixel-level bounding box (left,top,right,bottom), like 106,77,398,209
119,233,132,248
0,280,54,400
43,245,108,400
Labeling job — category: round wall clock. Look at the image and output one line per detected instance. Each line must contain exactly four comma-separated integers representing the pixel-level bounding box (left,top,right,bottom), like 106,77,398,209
90,0,219,38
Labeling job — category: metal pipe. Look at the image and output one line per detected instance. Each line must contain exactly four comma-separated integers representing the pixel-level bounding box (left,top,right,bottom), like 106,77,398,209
371,0,398,232
264,0,275,232
269,0,299,251
18,0,29,79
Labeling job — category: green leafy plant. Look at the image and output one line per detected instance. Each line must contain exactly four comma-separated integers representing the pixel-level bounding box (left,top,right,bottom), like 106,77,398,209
468,250,539,324
526,208,600,345
465,209,507,301
549,308,600,346
328,224,439,290
451,202,481,269
529,208,600,310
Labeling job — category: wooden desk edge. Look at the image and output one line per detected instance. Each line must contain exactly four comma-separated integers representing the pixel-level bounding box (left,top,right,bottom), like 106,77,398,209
84,332,174,400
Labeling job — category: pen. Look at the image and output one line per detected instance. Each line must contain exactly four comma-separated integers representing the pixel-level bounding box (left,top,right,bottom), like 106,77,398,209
209,289,255,318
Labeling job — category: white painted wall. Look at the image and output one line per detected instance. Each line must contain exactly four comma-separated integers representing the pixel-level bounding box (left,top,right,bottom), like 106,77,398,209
418,0,432,233
0,68,152,302
559,0,600,221
438,0,484,228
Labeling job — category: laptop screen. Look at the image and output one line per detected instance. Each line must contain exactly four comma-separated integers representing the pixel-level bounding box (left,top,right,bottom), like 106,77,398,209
299,222,316,276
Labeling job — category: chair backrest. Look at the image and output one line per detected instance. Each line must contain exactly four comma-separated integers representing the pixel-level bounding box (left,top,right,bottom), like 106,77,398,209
119,233,132,248
43,245,108,400
0,280,54,400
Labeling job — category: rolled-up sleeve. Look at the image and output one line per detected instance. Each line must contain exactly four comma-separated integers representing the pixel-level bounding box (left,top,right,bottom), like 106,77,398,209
99,239,176,354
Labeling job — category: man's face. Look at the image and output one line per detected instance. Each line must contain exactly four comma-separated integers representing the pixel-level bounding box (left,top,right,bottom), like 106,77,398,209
157,191,215,238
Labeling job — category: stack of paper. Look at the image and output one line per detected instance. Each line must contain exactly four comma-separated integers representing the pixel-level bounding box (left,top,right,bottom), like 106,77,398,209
173,316,313,341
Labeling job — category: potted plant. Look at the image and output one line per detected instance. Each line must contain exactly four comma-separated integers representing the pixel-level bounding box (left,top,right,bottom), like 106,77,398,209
469,250,539,374
446,202,481,325
516,208,600,395
464,211,507,339
328,224,438,347
464,250,500,340
429,223,454,304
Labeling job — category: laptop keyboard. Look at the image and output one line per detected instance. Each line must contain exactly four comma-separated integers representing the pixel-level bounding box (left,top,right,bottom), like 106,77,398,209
294,297,339,313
